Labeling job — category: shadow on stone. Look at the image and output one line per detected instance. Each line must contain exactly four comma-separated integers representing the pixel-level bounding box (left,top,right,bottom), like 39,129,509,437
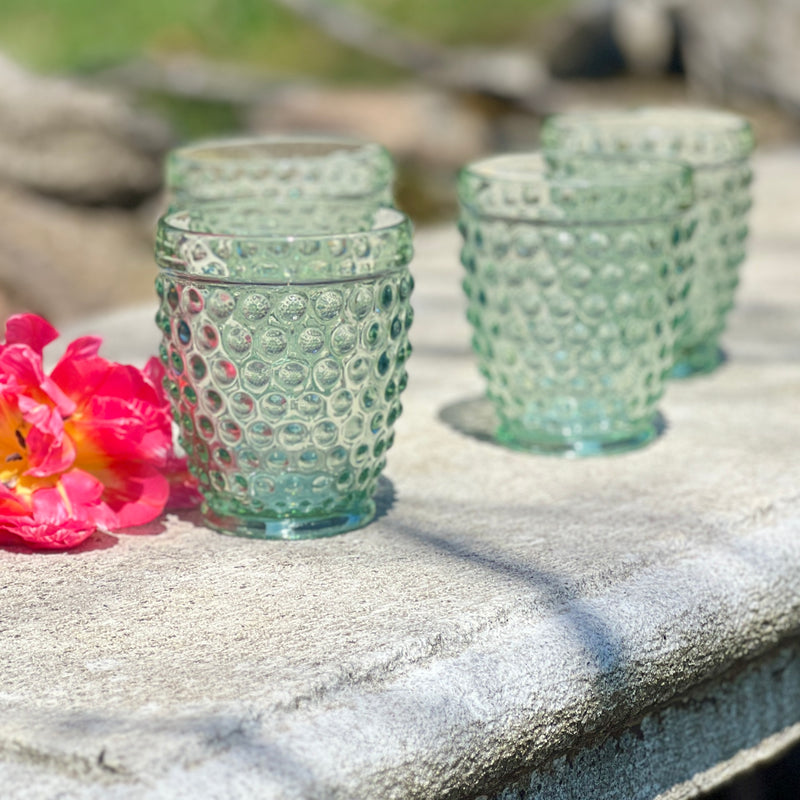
37,707,320,795
372,475,396,523
122,519,167,537
0,528,119,554
438,394,497,443
439,394,669,452
383,512,628,788
69,530,120,553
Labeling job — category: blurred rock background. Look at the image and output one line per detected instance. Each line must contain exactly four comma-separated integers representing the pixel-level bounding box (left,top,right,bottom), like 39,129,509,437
0,0,800,322
1,0,799,328
0,1,798,796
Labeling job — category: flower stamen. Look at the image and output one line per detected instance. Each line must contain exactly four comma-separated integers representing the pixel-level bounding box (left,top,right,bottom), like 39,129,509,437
15,429,26,449
5,453,22,463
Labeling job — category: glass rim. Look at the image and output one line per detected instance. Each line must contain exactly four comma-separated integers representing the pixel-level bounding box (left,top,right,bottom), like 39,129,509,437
542,107,755,167
168,133,392,167
166,134,396,203
459,151,692,187
155,200,413,284
168,185,393,206
158,200,409,240
457,151,693,223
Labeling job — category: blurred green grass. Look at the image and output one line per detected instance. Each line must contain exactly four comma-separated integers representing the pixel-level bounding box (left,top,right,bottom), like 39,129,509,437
0,0,563,78
0,0,566,202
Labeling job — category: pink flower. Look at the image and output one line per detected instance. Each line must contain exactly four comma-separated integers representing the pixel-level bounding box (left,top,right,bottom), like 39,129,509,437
0,313,199,550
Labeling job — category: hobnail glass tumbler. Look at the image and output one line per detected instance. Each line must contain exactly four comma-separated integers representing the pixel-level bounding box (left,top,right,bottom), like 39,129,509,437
457,153,693,457
541,108,754,377
154,200,414,539
165,134,395,207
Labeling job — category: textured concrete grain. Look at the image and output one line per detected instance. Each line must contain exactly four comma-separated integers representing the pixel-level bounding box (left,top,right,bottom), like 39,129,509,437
487,641,800,800
2,150,800,799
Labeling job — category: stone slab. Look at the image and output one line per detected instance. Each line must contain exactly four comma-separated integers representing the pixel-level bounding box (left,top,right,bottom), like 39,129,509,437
489,641,800,800
2,150,800,799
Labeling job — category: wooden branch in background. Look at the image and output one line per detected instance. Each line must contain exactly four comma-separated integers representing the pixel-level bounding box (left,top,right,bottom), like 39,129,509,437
271,0,446,73
271,0,549,109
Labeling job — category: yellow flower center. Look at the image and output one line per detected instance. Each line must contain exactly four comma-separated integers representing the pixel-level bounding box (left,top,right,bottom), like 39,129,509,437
0,394,27,481
0,400,55,500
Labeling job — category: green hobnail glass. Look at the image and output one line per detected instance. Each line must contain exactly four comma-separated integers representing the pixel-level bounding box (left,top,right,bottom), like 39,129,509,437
165,134,395,208
154,200,414,539
541,108,755,377
457,153,694,457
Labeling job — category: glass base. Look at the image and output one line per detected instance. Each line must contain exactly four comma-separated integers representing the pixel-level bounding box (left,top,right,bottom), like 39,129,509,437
671,341,725,379
201,499,376,540
495,415,660,458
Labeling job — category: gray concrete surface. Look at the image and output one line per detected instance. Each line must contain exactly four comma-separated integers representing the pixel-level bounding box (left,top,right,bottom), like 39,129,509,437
2,150,800,799
488,642,800,800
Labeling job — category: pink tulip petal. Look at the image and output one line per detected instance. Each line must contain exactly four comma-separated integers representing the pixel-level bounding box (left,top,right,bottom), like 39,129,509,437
69,419,165,471
4,314,59,355
78,396,170,463
94,462,170,529
144,357,168,399
0,476,98,550
1,516,96,549
0,482,29,516
59,468,106,509
50,353,111,406
18,397,76,477
1,315,180,550
24,426,76,477
0,345,44,387
55,357,137,404
60,335,103,362
0,345,76,417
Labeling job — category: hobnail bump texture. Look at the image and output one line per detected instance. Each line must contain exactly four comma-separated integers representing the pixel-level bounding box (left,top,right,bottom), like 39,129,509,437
166,135,395,207
457,153,693,456
155,203,414,539
541,108,754,377
670,161,751,376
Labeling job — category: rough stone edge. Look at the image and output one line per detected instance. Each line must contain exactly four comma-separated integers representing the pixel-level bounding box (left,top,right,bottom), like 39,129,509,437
3,509,800,800
483,639,800,800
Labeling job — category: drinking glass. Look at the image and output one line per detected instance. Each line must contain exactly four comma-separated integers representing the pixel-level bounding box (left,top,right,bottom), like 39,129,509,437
166,134,395,208
541,108,754,377
154,200,414,538
457,153,693,456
